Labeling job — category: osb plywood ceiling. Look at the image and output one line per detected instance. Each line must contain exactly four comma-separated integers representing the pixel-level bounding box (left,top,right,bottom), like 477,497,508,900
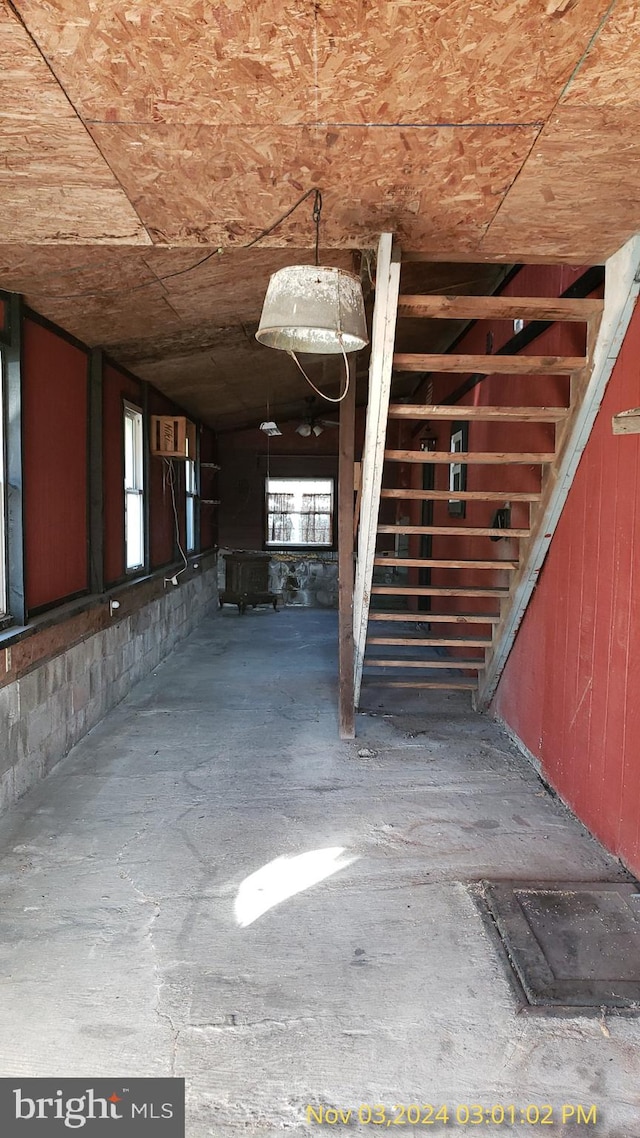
0,0,639,426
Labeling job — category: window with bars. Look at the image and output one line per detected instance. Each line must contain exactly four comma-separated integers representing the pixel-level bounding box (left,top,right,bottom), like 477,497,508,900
265,478,334,547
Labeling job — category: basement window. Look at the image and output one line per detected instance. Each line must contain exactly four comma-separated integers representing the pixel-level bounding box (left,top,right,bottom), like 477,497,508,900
124,403,145,570
265,478,334,548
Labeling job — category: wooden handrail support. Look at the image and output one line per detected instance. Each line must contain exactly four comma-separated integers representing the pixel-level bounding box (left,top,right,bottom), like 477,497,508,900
338,357,357,739
477,235,640,710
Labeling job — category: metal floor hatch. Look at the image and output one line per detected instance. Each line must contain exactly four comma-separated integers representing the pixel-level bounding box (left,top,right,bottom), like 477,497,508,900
478,881,640,1014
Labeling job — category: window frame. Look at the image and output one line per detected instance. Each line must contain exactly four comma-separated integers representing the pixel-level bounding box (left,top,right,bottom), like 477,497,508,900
264,475,336,551
185,453,197,554
448,421,468,518
123,401,145,572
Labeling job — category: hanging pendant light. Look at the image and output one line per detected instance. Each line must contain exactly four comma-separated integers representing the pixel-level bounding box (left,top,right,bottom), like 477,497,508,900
255,189,368,358
256,264,368,355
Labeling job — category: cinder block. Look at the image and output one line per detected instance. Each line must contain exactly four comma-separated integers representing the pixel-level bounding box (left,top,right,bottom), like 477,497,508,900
51,685,73,729
45,654,67,695
43,724,68,769
14,750,44,799
65,642,92,684
1,721,27,777
0,681,20,730
16,670,40,716
89,658,104,699
72,682,90,713
0,766,14,815
26,703,53,751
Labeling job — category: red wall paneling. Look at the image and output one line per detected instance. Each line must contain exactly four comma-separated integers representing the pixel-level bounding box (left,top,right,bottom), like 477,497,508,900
22,317,89,612
492,299,640,875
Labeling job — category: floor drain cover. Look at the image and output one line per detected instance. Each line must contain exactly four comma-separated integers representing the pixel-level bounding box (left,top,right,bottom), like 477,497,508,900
481,881,640,1011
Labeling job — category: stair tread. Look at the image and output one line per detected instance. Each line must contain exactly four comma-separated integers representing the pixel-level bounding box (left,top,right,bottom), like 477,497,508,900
395,295,602,322
368,611,501,623
387,403,569,421
374,557,518,569
367,636,492,646
362,679,478,690
377,525,529,537
372,585,509,596
365,658,484,669
384,449,555,464
392,352,585,374
380,488,541,502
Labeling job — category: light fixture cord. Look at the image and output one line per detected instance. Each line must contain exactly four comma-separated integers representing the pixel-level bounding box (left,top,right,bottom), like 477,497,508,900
47,187,324,299
312,190,322,267
288,338,350,403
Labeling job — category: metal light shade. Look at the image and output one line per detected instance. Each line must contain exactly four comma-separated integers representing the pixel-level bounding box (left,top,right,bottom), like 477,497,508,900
255,265,368,354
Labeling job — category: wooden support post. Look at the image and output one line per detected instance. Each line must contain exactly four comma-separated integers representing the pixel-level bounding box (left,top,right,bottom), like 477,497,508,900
88,348,104,596
338,356,357,739
353,233,401,706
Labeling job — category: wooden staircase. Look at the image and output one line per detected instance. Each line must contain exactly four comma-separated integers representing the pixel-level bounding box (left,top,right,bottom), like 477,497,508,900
351,233,609,710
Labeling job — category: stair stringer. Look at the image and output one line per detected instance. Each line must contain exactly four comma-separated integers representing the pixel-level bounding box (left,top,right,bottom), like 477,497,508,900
353,233,401,706
477,234,640,711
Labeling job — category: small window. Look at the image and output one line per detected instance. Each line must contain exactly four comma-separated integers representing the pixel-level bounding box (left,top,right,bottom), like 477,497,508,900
448,422,468,518
185,457,197,553
124,403,145,570
266,477,334,548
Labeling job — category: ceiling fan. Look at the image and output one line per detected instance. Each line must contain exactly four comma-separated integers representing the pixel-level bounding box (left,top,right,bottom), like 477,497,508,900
295,397,340,437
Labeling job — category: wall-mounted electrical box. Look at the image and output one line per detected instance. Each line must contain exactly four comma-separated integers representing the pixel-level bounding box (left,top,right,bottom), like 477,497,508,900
612,408,640,435
151,415,196,458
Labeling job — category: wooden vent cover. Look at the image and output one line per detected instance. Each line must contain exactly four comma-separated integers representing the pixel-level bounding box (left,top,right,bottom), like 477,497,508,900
151,415,196,459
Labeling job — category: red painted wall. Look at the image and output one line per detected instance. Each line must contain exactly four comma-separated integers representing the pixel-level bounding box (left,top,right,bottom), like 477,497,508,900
148,388,182,570
217,420,344,549
22,318,89,611
103,362,143,586
493,298,640,875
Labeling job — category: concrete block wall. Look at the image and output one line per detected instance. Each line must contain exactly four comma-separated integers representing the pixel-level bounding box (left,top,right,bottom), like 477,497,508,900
0,567,219,817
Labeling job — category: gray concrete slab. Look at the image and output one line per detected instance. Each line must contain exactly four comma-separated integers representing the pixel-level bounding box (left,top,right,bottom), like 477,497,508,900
0,608,639,1136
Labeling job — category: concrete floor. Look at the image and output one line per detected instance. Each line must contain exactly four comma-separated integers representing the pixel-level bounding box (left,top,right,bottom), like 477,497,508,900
0,608,639,1137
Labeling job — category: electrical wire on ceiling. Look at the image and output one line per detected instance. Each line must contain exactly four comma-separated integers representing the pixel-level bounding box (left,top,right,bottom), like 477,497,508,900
42,188,324,301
